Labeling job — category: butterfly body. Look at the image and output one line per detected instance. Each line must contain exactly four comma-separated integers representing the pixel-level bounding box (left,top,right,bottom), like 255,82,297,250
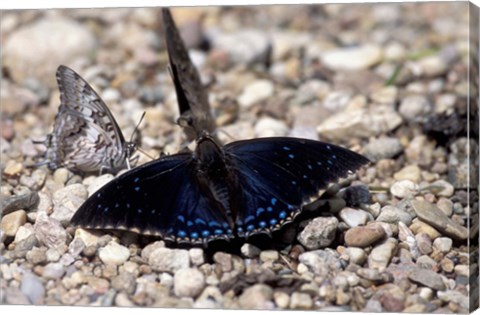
71,133,369,248
42,65,137,174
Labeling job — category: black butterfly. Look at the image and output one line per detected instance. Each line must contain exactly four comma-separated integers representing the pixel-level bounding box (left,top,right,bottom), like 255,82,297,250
42,65,138,174
162,8,216,140
71,132,369,247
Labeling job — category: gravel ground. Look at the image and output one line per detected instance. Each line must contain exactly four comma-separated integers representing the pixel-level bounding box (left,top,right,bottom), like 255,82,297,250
1,3,478,312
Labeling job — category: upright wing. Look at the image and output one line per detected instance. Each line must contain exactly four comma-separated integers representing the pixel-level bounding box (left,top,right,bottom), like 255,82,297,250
46,65,129,173
225,137,370,237
162,8,216,139
71,153,234,246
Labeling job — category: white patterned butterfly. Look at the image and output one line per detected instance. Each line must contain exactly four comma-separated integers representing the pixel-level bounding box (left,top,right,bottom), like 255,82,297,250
41,65,141,174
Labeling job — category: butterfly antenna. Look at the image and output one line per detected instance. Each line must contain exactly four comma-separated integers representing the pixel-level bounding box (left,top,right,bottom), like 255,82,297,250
136,147,157,161
130,111,146,144
215,128,236,142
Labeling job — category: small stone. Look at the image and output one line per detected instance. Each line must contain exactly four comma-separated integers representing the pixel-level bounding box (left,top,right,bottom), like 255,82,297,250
437,290,469,309
259,250,279,262
415,233,432,255
393,165,421,183
1,210,27,237
409,219,441,240
189,248,205,266
430,180,454,197
433,237,452,253
238,79,275,108
408,268,446,291
238,284,274,310
26,246,47,265
436,198,453,217
14,224,34,243
416,255,438,269
213,29,270,65
111,272,136,294
417,55,448,77
290,292,313,309
140,240,165,260
173,268,205,298
363,137,403,162
398,95,432,122
42,262,65,280
299,250,341,276
21,272,45,304
317,107,402,142
273,291,290,309
254,117,289,137
3,161,23,176
1,190,39,216
240,243,261,258
412,200,468,240
344,224,386,248
418,287,433,300
339,208,369,227
454,265,469,277
368,238,397,270
390,180,419,198
53,168,71,185
377,206,413,225
213,252,233,272
115,292,134,307
86,174,115,196
440,257,454,273
159,272,174,288
148,247,190,273
322,45,383,71
33,213,67,249
74,228,101,248
51,184,88,226
98,241,130,266
297,216,338,249
345,247,367,265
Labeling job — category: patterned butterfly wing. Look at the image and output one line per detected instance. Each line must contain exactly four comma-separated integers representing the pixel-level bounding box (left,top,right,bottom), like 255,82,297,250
162,8,216,139
70,153,234,246
44,65,131,174
224,137,370,238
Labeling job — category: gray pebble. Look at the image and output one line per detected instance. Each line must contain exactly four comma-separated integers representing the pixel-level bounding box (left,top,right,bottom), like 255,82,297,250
297,216,338,249
51,183,88,226
432,237,452,253
398,95,432,122
189,248,205,266
390,180,419,198
408,268,446,291
173,268,205,298
290,292,313,309
368,238,397,271
42,262,65,280
339,208,369,228
98,241,130,266
148,247,190,273
240,243,261,258
238,284,274,309
33,213,67,249
21,272,45,304
377,206,413,225
363,137,403,162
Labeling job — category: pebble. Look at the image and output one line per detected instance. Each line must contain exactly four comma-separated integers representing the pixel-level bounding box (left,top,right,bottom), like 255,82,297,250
26,246,47,265
322,45,383,71
440,257,454,273
189,248,205,266
98,241,130,266
376,206,413,225
111,272,137,294
289,292,313,309
344,224,386,248
159,272,174,288
21,272,45,304
3,18,96,87
368,238,397,270
19,169,47,190
411,200,468,240
363,137,403,162
74,228,101,248
339,208,369,227
238,284,274,310
51,184,88,227
297,216,338,249
344,247,367,265
432,237,452,253
436,198,453,217
393,165,421,183
148,247,190,273
33,213,67,249
42,262,65,280
398,95,432,122
430,179,454,197
140,240,165,260
317,106,402,142
238,79,275,108
437,290,469,309
416,255,438,269
409,219,441,240
390,180,419,198
173,268,205,298
213,252,233,272
415,233,433,255
299,250,341,276
260,250,279,262
86,174,115,196
408,268,446,291
1,210,27,237
14,224,34,243
212,29,270,65
1,190,39,215
254,117,289,137
240,243,261,258
273,291,290,309
115,292,135,307
53,168,71,185
417,55,448,77
3,161,23,176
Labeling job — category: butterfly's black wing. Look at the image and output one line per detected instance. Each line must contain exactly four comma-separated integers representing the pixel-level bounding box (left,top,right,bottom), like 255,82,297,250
162,8,216,139
71,153,234,246
44,65,131,174
224,137,370,238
